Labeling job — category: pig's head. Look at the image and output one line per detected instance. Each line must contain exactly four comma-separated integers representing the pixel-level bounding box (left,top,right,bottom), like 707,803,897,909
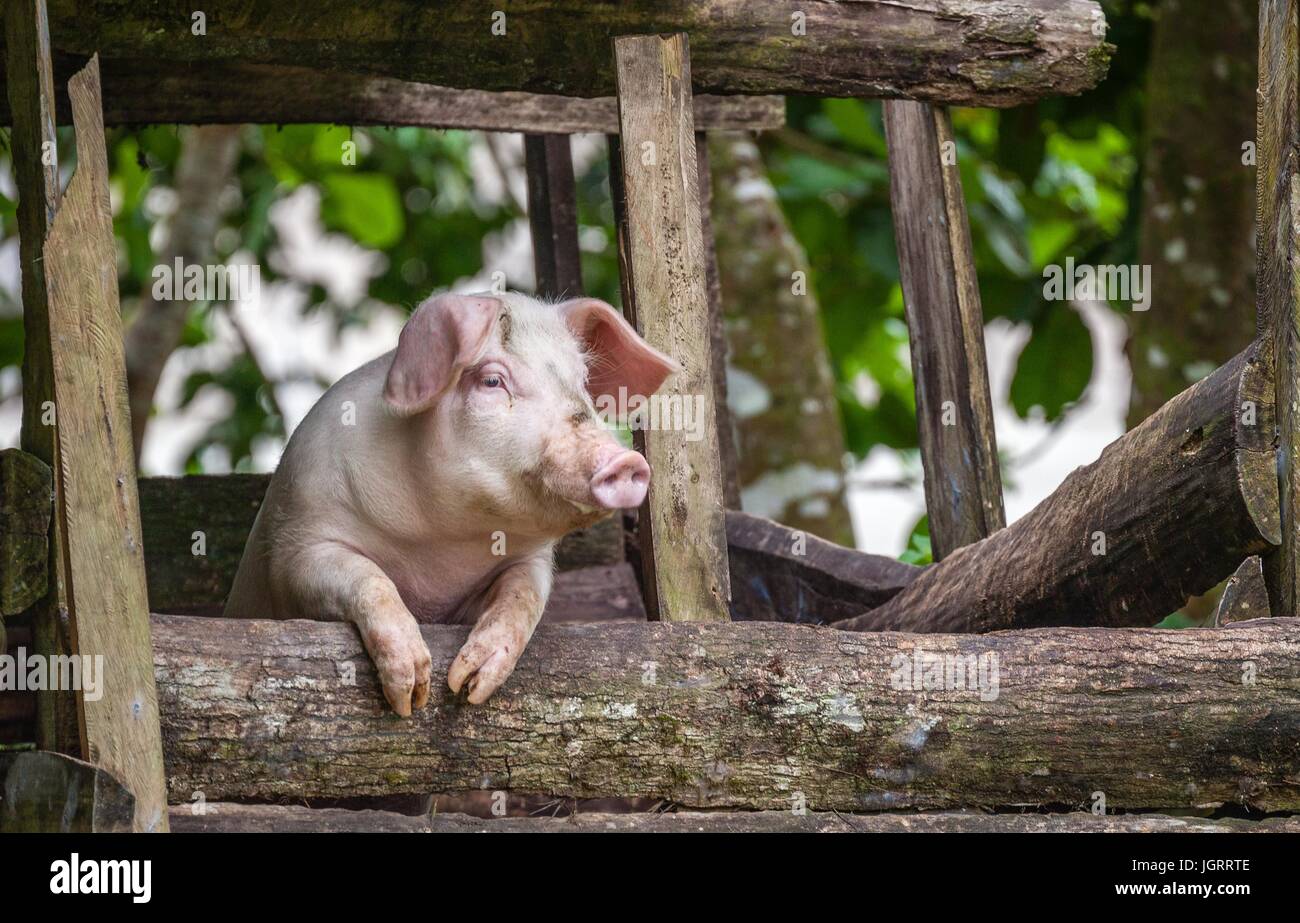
383,291,678,538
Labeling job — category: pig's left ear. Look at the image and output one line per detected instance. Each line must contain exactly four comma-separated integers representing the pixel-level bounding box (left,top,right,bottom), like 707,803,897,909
384,293,501,415
559,298,681,400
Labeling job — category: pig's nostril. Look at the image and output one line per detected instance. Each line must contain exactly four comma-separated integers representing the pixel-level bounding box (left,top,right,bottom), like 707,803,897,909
590,451,651,509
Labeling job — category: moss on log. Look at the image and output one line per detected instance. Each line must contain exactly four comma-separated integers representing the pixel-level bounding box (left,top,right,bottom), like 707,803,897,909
19,1,1112,106
154,614,1300,812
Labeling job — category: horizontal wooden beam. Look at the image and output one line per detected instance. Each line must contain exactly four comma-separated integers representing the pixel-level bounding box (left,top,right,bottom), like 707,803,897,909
21,0,1112,106
154,614,1300,812
170,803,1300,833
840,344,1280,632
0,57,786,132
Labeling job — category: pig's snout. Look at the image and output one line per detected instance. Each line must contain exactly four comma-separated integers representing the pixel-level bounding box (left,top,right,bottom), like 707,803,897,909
590,449,650,509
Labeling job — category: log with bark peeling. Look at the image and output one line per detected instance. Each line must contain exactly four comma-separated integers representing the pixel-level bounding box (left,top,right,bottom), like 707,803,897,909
153,614,1300,812
838,345,1280,633
14,0,1113,107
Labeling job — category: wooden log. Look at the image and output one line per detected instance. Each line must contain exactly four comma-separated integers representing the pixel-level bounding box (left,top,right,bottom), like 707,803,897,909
838,345,1280,632
524,134,583,299
4,0,78,762
41,55,169,832
170,802,1300,834
612,34,731,623
1258,0,1300,616
0,750,135,832
725,511,920,624
0,56,786,133
137,474,624,612
0,449,52,616
1216,556,1272,625
153,614,1300,812
883,101,1005,559
26,0,1112,106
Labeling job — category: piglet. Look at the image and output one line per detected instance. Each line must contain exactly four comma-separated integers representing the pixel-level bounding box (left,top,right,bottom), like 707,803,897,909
223,291,676,714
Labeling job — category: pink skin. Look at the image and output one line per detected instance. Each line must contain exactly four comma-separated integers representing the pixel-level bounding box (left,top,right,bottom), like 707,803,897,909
224,292,678,714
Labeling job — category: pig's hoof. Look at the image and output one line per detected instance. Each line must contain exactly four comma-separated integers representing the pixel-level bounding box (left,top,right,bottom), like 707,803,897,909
358,617,433,717
448,630,521,705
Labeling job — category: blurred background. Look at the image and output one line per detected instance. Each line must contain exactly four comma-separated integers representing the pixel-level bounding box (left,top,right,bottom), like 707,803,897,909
0,2,1257,620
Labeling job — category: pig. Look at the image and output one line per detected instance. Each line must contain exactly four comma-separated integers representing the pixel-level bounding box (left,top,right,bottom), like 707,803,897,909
223,291,677,714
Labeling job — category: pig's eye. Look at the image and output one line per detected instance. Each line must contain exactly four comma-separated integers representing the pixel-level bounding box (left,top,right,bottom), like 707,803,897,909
481,373,506,390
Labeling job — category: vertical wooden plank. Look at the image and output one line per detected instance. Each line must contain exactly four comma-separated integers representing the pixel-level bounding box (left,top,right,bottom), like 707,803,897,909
1259,0,1300,616
694,133,742,509
612,33,730,622
883,100,1006,560
41,56,169,832
524,133,584,299
4,0,80,758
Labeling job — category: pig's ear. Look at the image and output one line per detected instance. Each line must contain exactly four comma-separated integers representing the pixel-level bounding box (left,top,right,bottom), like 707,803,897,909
559,298,681,400
384,293,501,415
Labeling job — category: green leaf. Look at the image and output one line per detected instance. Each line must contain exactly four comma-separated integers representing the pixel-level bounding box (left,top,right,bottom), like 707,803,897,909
1010,305,1093,421
319,172,405,249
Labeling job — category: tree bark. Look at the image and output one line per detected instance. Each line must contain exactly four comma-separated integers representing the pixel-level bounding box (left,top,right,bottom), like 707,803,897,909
838,345,1278,632
123,124,242,462
1125,0,1257,427
708,133,855,545
170,802,1300,833
21,0,1113,106
153,613,1300,812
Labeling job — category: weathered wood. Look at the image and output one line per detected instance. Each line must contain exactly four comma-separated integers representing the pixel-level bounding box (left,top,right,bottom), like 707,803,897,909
1259,0,1300,617
524,134,584,299
0,449,52,616
137,474,624,612
883,101,1005,559
613,34,731,623
170,802,1300,834
24,0,1112,106
5,0,78,762
42,56,168,832
154,614,1300,812
0,56,786,133
726,511,920,624
839,346,1279,632
1216,556,1272,625
0,750,134,832
695,133,741,510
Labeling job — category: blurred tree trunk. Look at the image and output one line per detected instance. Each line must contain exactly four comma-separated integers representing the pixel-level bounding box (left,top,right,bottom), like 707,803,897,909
1125,0,1256,624
1126,0,1256,426
708,132,854,546
124,124,243,463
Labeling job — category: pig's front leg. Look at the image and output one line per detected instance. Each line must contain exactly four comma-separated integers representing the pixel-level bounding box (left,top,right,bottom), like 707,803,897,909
448,556,552,704
281,543,433,717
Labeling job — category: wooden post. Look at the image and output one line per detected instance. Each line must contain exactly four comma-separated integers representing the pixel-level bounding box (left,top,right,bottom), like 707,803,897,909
4,0,79,758
1259,0,1300,616
5,2,168,831
611,33,730,622
523,134,584,299
883,101,1006,559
